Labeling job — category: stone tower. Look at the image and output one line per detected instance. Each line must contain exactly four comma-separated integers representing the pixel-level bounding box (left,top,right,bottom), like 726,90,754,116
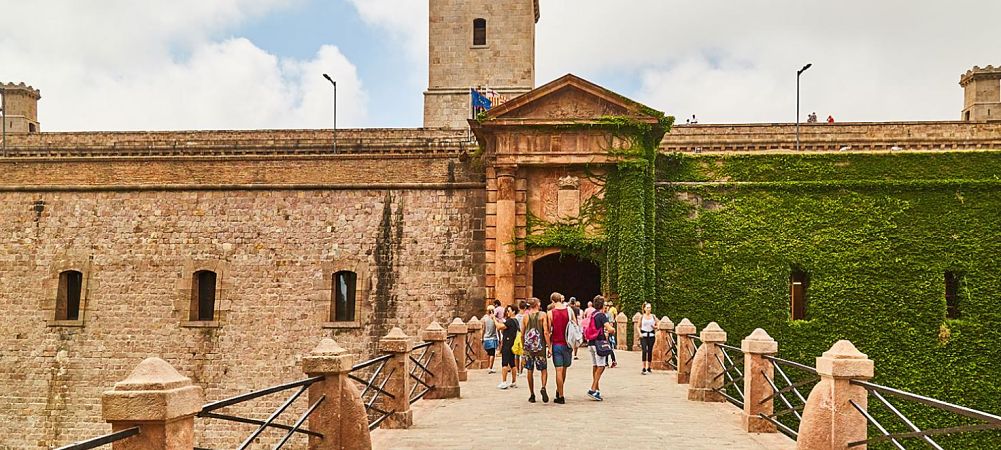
423,0,539,129
1,82,41,133
960,66,1001,122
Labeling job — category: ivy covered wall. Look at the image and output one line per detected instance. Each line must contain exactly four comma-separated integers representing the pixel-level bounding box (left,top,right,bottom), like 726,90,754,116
656,152,1001,446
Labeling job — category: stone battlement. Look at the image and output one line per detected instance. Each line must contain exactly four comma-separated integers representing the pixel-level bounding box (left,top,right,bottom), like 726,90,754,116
661,121,1001,153
0,81,42,98
960,65,1001,86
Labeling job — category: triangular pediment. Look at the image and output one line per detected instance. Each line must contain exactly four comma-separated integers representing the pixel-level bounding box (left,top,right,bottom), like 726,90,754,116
481,74,661,124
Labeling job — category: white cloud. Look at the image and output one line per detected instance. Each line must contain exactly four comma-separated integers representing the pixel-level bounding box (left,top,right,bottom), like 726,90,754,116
347,0,428,61
0,0,367,131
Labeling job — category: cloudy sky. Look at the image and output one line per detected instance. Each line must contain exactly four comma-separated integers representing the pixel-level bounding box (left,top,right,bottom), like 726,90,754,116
1,0,997,131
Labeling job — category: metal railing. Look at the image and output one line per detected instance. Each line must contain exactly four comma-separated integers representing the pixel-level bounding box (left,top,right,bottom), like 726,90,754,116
53,427,140,450
409,341,436,404
714,344,746,408
848,380,1001,449
686,335,702,368
758,355,821,439
664,331,678,370
348,353,397,431
196,376,326,450
464,338,477,369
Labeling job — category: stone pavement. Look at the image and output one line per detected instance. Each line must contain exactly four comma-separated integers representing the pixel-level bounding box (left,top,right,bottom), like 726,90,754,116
371,350,795,449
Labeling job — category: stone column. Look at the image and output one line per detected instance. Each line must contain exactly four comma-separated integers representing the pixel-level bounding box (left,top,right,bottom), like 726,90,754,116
742,328,778,433
615,313,629,350
494,166,517,307
303,338,370,450
422,322,460,399
631,312,642,351
675,318,697,384
797,340,874,450
101,357,204,450
466,316,485,369
652,317,674,371
379,327,413,429
448,318,469,382
688,322,727,402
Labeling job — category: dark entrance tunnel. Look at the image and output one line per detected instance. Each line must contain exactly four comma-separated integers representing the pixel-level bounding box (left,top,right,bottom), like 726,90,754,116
531,253,601,310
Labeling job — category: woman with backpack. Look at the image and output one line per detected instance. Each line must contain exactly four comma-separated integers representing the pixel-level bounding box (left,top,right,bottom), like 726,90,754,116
495,305,520,389
520,297,550,403
584,295,615,401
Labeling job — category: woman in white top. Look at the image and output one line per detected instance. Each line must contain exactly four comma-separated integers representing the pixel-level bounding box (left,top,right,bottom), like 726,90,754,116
639,303,657,374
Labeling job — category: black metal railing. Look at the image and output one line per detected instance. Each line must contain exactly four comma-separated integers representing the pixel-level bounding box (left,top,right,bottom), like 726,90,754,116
54,426,140,450
348,353,397,431
664,331,678,370
758,355,821,439
848,380,1001,449
714,343,746,408
686,334,702,368
196,376,325,450
464,338,477,369
409,341,436,404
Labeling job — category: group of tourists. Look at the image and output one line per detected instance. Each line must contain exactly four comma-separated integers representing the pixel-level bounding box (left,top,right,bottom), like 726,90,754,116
479,293,658,403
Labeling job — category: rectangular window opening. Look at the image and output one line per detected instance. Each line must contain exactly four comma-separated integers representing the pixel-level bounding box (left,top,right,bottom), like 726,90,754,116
945,271,962,319
191,271,217,321
333,271,357,322
790,270,808,321
56,271,83,321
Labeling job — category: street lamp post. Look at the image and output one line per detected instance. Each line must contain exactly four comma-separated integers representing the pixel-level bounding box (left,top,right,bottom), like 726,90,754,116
322,73,337,153
796,63,812,151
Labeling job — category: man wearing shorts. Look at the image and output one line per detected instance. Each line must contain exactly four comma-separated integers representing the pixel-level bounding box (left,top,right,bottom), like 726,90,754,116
520,297,550,403
547,292,573,404
587,295,615,401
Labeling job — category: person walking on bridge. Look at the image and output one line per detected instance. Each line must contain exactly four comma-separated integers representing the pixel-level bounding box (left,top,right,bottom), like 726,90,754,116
547,292,576,404
482,307,500,374
639,303,657,374
495,305,520,389
585,295,615,401
521,297,550,403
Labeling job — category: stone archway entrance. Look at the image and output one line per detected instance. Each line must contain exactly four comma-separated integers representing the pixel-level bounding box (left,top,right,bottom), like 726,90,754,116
530,253,601,310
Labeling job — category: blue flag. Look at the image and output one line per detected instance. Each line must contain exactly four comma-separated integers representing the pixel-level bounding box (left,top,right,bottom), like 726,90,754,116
471,88,492,113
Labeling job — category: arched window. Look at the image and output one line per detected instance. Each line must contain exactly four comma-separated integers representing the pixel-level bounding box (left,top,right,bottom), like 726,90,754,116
473,18,487,46
56,270,83,321
332,271,357,322
190,270,217,321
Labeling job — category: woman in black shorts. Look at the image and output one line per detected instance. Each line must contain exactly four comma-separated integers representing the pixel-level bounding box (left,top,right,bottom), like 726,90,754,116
494,305,520,389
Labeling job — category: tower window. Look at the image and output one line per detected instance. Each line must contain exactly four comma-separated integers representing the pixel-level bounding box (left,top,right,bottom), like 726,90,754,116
945,272,962,319
473,18,487,46
190,270,217,321
56,270,83,321
790,269,809,320
332,271,357,322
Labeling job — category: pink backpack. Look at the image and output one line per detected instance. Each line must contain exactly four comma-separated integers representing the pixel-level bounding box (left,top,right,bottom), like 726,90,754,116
582,311,602,341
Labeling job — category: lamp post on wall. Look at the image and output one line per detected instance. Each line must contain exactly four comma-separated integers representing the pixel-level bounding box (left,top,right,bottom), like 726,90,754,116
322,73,337,154
796,63,812,151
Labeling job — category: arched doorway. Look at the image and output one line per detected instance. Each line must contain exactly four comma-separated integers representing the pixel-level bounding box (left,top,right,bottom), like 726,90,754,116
531,252,601,310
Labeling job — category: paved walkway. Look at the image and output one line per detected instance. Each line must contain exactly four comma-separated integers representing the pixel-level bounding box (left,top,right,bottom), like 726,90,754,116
372,350,794,449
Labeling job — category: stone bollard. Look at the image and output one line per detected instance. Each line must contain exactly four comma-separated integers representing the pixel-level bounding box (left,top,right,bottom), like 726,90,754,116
448,318,469,382
675,318,697,384
379,327,414,429
632,312,642,351
615,313,629,350
101,357,204,450
651,317,674,371
422,321,461,399
797,340,874,450
303,338,370,450
466,316,485,369
742,328,779,433
688,322,727,402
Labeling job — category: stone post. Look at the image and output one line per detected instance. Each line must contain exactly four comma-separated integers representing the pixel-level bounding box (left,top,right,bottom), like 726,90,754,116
101,357,203,450
378,327,413,429
688,322,727,402
742,328,779,433
651,317,674,371
466,316,485,369
615,313,629,350
675,318,697,384
631,312,642,351
797,340,874,450
421,321,460,399
302,338,370,450
448,318,469,382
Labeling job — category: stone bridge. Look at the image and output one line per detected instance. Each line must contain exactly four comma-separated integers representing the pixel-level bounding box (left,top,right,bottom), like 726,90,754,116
56,314,1000,450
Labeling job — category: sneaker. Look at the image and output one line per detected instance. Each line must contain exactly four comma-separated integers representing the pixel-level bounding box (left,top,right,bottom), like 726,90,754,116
528,394,536,403
593,391,604,401
554,396,565,404
587,390,599,401
642,369,648,375
541,388,549,403
510,382,518,388
497,381,510,390
573,356,579,360
611,361,618,368
488,369,496,374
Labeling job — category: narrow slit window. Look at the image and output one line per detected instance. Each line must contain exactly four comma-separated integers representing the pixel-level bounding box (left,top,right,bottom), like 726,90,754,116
332,271,357,322
56,270,83,321
473,18,487,46
191,270,217,321
945,272,962,319
790,270,808,320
